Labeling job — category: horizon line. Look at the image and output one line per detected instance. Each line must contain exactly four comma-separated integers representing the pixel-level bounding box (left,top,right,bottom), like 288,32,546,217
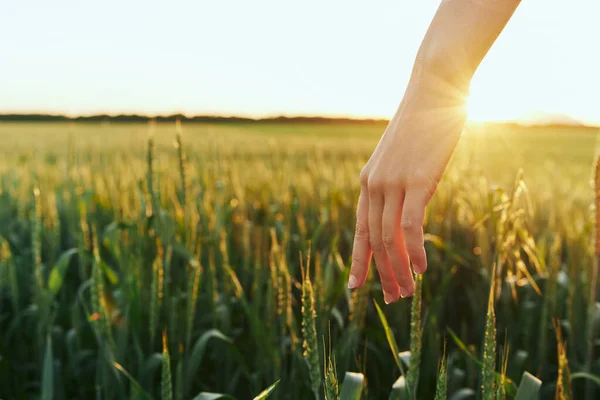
0,112,597,129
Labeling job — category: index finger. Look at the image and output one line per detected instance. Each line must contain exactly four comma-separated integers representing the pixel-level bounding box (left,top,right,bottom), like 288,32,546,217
348,186,371,289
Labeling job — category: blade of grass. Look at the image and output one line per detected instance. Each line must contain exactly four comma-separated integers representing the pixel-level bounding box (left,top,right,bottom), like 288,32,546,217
374,300,410,399
253,379,280,400
339,372,364,400
185,330,232,396
572,372,600,387
513,372,541,400
41,334,53,400
447,328,516,395
112,363,151,400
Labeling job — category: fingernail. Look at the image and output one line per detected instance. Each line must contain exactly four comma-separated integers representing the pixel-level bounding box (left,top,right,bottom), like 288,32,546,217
399,286,412,298
383,290,396,304
348,275,358,289
414,264,426,274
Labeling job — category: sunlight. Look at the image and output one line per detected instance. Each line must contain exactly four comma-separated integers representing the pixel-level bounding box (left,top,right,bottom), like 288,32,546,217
466,94,489,122
466,79,528,123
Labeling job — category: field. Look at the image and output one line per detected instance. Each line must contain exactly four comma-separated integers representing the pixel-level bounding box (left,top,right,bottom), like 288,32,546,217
0,121,599,399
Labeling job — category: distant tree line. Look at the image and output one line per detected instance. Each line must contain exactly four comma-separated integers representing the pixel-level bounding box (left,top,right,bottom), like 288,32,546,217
0,113,594,129
0,113,389,125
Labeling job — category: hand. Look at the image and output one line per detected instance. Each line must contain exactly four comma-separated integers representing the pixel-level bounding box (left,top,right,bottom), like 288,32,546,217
348,80,468,303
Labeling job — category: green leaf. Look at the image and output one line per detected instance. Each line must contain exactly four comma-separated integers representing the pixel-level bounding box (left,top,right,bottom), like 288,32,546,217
185,330,232,396
101,261,119,285
571,372,600,387
112,362,151,400
103,221,134,235
398,351,411,370
514,371,541,400
253,379,280,400
172,242,196,262
388,376,410,400
375,300,411,399
424,234,469,266
339,372,364,400
47,248,78,295
140,353,163,390
191,394,235,400
447,327,517,396
373,301,406,376
41,334,53,400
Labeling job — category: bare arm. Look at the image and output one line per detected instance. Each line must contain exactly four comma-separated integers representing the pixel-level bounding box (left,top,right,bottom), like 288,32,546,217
348,0,521,302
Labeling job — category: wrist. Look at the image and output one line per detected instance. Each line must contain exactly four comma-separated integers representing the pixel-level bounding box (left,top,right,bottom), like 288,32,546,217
411,41,474,101
404,70,471,111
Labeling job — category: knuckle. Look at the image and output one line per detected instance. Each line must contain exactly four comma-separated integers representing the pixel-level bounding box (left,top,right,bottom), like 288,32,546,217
354,221,369,238
369,238,385,252
368,177,402,194
401,218,421,234
367,177,384,193
407,174,438,199
359,168,369,186
381,231,395,248
385,179,403,191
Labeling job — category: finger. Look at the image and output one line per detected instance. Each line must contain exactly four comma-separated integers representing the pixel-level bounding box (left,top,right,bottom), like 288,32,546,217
349,187,371,289
368,184,401,303
382,189,415,298
401,189,428,274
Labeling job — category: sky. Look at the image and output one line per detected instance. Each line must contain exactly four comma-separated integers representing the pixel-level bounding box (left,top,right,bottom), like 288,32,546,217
1,0,599,124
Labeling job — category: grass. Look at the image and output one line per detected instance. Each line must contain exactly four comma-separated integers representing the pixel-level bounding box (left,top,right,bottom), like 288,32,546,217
0,120,599,399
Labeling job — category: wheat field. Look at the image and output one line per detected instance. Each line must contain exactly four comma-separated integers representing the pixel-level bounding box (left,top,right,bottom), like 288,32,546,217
0,121,599,399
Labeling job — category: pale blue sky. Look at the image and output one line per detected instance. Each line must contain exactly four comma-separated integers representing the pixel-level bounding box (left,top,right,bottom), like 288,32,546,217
1,0,599,124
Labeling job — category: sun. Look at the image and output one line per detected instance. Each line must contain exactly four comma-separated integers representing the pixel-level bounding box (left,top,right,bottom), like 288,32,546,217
466,91,498,123
465,78,540,124
466,95,481,122
466,84,522,123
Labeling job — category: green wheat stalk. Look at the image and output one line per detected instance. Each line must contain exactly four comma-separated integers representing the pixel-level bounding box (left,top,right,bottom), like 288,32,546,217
91,225,115,351
434,348,447,400
162,331,173,400
323,342,339,400
407,273,423,398
2,239,19,313
554,319,573,400
585,155,600,399
539,234,561,372
78,200,90,281
496,343,509,400
175,119,188,209
482,264,497,400
150,240,164,351
146,122,160,233
302,252,321,399
32,187,43,290
186,259,202,352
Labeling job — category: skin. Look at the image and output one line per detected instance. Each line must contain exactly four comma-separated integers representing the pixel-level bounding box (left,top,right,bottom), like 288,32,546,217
348,0,522,303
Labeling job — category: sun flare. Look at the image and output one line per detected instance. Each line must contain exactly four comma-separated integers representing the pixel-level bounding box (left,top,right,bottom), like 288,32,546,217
466,80,526,123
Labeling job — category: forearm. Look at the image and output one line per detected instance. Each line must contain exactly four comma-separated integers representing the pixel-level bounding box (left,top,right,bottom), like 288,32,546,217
410,0,521,98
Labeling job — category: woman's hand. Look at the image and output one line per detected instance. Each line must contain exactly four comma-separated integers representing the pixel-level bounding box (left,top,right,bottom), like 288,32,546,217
348,80,468,303
346,0,520,303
